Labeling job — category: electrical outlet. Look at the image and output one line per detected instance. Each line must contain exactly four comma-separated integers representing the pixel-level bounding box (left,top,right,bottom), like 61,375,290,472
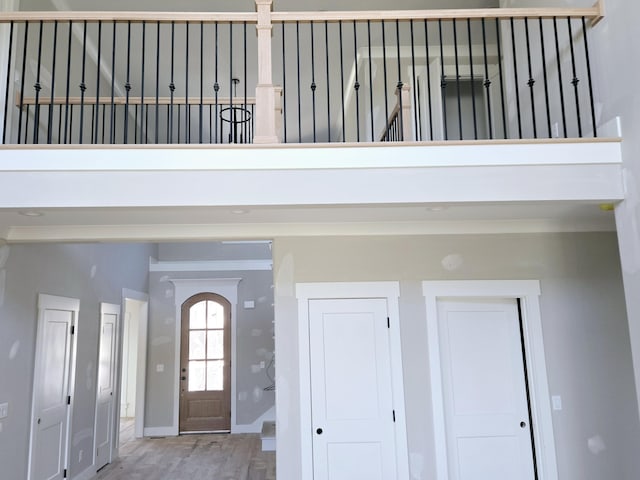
0,402,8,419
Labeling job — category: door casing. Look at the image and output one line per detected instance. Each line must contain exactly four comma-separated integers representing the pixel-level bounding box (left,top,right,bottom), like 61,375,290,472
296,281,410,480
422,280,558,480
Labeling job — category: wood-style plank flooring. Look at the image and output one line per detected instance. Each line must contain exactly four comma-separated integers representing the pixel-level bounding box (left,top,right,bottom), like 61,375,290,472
95,419,275,480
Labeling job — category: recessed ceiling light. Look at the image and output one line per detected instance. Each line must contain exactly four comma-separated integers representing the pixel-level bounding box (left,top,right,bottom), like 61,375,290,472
19,211,43,217
230,209,249,215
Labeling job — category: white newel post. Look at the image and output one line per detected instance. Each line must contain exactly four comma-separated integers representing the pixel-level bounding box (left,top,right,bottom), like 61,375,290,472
254,0,279,144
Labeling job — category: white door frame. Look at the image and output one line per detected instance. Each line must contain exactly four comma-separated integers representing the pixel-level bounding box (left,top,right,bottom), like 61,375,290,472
28,294,80,480
296,281,410,480
120,289,149,443
422,280,558,480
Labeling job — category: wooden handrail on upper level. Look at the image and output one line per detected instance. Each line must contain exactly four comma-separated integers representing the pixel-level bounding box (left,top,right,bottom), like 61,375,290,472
0,0,604,25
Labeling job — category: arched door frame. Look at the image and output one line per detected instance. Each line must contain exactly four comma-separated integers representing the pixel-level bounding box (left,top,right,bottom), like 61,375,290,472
170,278,241,435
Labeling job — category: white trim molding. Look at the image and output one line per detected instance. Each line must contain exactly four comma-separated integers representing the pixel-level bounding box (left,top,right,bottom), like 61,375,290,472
150,258,272,272
421,280,558,480
170,278,242,435
295,282,409,480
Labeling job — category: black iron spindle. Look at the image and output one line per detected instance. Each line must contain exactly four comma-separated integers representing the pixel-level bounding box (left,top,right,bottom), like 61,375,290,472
134,104,138,144
452,20,463,140
177,104,181,142
243,21,247,143
510,18,523,138
229,22,233,143
140,21,146,144
78,21,88,144
396,20,403,141
33,20,44,144
185,22,190,144
438,19,447,140
59,104,64,143
214,21,219,144
90,104,94,143
582,17,597,137
467,19,478,140
199,21,204,143
93,21,102,144
381,20,389,140
2,21,14,144
296,21,301,142
353,21,360,142
339,20,346,142
155,21,160,144
481,19,493,139
47,21,58,144
124,21,132,144
367,20,375,141
169,21,175,144
23,104,29,144
524,18,537,138
325,20,330,142
282,22,287,142
539,19,552,138
109,21,117,144
410,20,418,140
310,21,317,142
567,17,582,137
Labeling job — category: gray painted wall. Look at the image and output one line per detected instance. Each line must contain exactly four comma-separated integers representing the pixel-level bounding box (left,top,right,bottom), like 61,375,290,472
0,242,155,480
145,242,275,429
273,232,640,480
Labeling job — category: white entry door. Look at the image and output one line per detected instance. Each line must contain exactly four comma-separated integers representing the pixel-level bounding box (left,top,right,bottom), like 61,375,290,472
94,303,120,471
309,298,397,480
437,297,535,480
29,294,79,480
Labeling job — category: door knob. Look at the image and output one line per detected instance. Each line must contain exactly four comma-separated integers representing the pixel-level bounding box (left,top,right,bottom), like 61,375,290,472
316,428,323,435
520,421,527,428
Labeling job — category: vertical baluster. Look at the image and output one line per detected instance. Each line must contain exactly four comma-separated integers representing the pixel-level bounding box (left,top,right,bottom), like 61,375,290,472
145,104,149,143
47,21,58,144
33,20,44,144
89,104,93,143
424,20,434,141
59,104,64,144
438,19,447,140
567,17,582,137
17,22,28,144
229,22,233,143
93,21,102,143
78,21,88,144
134,104,138,144
325,20,331,142
155,21,160,144
101,103,106,143
177,104,181,142
481,19,493,140
169,21,175,143
296,21,301,142
209,104,213,143
281,22,287,143
243,21,247,143
214,21,219,144
353,20,360,142
395,20,403,141
581,17,597,137
69,103,73,143
2,21,13,144
23,105,29,144
199,21,204,143
495,19,507,138
452,19,462,140
62,20,72,143
410,20,418,140
185,22,190,144
367,20,374,141
539,19,552,138
509,18,522,139
310,21,317,143
381,20,389,141
524,18,537,138
140,21,146,144
124,21,132,144
339,20,345,142
109,21,117,144
467,19,478,140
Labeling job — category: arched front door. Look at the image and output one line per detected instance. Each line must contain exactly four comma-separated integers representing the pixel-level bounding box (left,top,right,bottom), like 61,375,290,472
179,293,231,432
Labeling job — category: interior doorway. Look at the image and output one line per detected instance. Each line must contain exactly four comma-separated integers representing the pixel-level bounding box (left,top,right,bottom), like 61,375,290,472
179,293,232,433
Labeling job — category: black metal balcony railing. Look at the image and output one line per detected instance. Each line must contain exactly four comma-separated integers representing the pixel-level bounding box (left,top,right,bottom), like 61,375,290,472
0,4,602,146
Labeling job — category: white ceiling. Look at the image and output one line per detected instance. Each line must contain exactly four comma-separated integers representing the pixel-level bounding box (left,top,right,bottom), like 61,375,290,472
0,202,616,243
21,0,500,12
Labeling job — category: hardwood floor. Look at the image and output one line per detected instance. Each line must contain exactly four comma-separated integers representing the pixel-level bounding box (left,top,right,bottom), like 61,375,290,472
95,420,275,480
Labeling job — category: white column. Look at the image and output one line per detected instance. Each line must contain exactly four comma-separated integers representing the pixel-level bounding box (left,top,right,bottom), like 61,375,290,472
254,0,279,144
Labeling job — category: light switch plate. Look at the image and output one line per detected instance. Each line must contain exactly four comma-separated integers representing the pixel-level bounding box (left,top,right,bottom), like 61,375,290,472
244,300,255,309
156,364,164,373
0,402,8,419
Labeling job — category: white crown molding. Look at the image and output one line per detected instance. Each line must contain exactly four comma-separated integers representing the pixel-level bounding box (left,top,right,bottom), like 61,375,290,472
149,258,273,272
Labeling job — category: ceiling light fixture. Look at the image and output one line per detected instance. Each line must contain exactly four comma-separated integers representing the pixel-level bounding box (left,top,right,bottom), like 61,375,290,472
230,209,249,215
19,211,44,217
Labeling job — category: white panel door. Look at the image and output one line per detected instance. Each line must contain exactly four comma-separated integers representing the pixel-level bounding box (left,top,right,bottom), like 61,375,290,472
309,298,397,480
29,294,79,480
437,298,535,480
95,303,120,471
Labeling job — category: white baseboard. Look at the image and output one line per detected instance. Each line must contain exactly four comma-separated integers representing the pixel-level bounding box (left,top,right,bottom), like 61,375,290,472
72,464,96,480
143,426,177,437
232,406,276,434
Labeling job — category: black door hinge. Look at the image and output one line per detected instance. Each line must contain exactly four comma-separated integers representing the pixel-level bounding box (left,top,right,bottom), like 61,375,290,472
67,396,71,405
387,317,390,328
392,410,396,422
70,325,75,335
63,468,67,478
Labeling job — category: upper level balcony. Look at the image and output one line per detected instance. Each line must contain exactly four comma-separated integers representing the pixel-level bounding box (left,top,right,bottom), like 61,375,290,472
0,0,625,242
